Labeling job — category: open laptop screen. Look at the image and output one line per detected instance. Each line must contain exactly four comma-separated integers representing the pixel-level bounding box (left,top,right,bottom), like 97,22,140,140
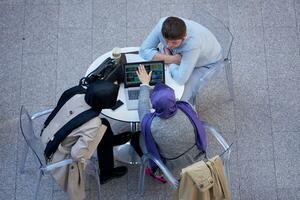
124,61,165,88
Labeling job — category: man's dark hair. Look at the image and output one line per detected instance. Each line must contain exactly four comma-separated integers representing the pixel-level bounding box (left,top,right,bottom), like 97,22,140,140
161,16,186,40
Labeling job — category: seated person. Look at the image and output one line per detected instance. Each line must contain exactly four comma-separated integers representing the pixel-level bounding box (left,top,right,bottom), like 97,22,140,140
136,65,207,181
139,16,222,103
41,80,133,200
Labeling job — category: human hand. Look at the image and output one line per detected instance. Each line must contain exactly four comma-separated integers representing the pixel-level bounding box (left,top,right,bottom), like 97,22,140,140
136,64,152,85
172,54,182,65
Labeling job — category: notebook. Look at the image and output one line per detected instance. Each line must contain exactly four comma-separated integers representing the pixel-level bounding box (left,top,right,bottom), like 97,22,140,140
123,61,165,110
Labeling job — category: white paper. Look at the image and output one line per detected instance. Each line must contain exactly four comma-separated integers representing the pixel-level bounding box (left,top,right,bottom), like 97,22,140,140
125,54,146,63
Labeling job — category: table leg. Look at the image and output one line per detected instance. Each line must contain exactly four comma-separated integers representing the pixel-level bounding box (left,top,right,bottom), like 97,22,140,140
113,122,141,165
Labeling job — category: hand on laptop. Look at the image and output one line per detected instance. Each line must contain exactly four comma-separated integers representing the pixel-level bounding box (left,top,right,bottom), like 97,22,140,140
136,64,152,85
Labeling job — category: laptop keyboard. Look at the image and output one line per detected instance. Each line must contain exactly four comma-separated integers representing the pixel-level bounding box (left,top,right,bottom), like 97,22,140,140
128,90,140,100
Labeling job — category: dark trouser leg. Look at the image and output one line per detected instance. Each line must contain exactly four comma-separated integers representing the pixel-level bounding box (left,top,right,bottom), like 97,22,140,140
97,118,114,174
130,132,143,157
112,131,134,146
112,130,143,158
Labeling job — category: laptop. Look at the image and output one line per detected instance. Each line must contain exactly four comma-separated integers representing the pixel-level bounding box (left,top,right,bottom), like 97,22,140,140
123,61,165,110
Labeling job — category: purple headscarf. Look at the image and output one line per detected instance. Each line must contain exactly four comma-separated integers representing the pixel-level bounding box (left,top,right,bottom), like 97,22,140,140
150,83,177,118
141,83,207,167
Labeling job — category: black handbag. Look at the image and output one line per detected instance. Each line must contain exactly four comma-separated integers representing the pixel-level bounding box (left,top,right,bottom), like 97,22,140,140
80,56,124,86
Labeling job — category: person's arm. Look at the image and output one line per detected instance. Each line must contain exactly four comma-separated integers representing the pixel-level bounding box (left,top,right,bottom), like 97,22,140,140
70,118,106,163
153,52,182,64
138,86,151,121
139,20,162,61
168,48,201,85
136,65,152,121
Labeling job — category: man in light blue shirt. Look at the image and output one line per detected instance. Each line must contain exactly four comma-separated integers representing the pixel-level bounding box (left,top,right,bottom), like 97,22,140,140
139,16,222,103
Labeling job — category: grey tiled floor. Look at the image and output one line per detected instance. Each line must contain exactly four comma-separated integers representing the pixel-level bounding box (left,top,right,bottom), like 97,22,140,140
1,0,299,199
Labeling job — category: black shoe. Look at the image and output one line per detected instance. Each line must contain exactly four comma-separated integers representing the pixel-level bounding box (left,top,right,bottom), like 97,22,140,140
100,166,128,184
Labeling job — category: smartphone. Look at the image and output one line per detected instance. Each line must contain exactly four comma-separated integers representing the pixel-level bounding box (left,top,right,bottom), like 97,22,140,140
111,100,124,111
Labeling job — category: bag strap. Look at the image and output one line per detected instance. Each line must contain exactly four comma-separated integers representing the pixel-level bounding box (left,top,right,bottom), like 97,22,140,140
44,108,99,162
42,85,86,132
160,143,198,161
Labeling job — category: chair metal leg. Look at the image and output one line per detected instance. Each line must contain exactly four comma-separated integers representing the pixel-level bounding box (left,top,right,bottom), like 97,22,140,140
138,157,147,195
224,60,235,100
34,171,42,200
223,150,231,192
86,160,101,200
19,144,29,174
93,164,101,200
130,122,139,132
190,94,197,106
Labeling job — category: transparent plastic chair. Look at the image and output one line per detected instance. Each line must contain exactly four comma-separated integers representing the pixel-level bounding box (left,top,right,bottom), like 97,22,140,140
138,121,232,195
189,9,234,105
19,106,101,200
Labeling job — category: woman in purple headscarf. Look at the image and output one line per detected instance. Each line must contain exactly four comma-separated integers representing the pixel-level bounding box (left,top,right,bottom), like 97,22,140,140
136,65,207,182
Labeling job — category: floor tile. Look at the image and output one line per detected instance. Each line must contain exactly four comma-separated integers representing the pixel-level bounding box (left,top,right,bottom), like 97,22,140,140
0,0,24,4
273,131,300,160
277,188,300,200
26,0,59,4
99,168,128,200
196,67,233,109
231,27,268,92
16,171,53,200
52,190,69,200
56,28,92,98
229,0,263,30
275,158,300,189
264,27,300,79
238,132,274,161
0,4,24,29
127,0,161,29
92,0,126,29
234,98,272,135
193,0,229,27
21,53,57,107
230,189,240,200
240,189,277,200
127,27,153,47
92,25,126,61
296,0,300,37
0,28,22,119
239,160,277,199
0,189,15,200
23,4,58,54
161,2,194,19
268,77,300,132
59,0,92,29
198,100,235,133
0,119,18,191
128,190,166,200
0,1,299,200
262,0,296,28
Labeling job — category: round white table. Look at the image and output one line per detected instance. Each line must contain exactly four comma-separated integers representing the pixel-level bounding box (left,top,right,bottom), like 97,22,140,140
86,47,184,164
